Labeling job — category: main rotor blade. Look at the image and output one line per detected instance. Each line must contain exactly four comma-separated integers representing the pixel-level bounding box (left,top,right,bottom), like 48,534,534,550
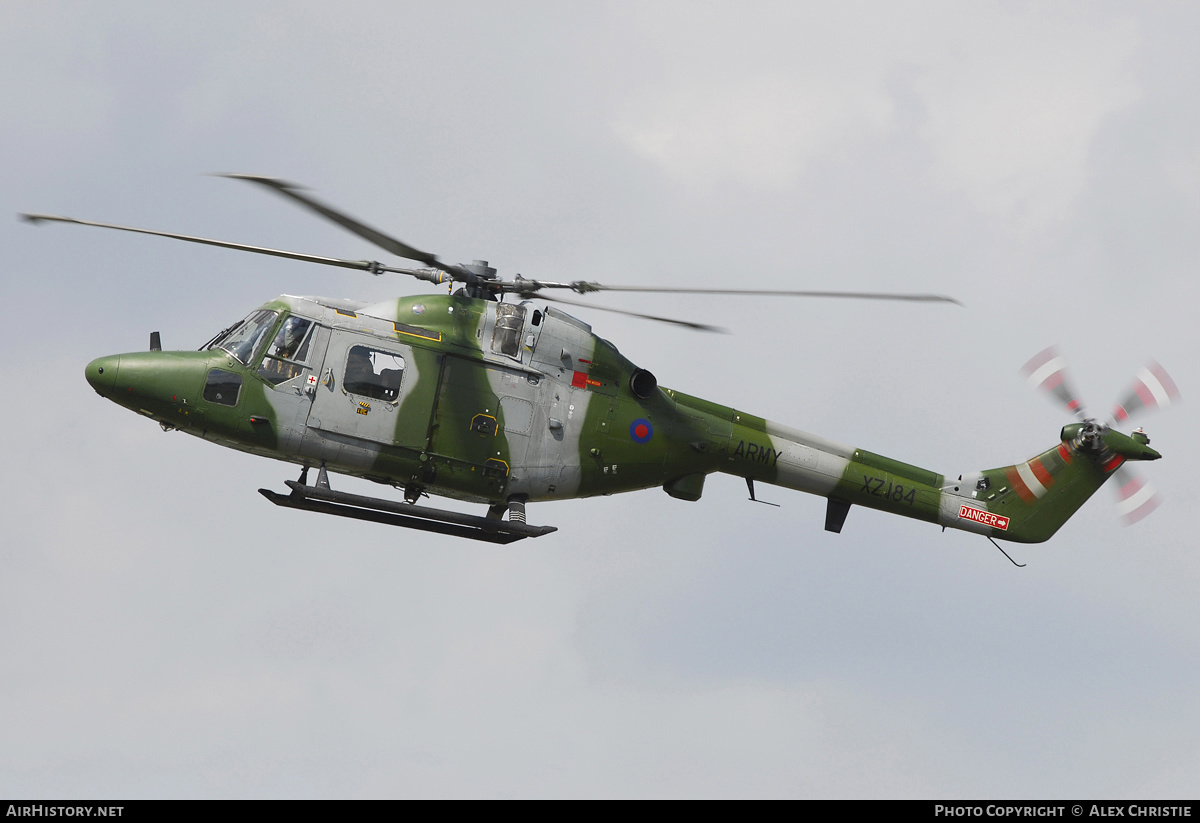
19,212,417,276
218,174,470,280
1020,346,1087,420
531,293,726,333
555,282,962,305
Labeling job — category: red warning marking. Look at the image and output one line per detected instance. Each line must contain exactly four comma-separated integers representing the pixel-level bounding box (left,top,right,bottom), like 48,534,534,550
1057,443,1073,463
1030,458,1053,487
1005,466,1037,504
571,370,601,389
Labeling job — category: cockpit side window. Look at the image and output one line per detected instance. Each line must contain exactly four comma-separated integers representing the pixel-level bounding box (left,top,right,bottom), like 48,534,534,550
203,369,242,406
209,310,278,365
258,315,315,386
343,345,405,402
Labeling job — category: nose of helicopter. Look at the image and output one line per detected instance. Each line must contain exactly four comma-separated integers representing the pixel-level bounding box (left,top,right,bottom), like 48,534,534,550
85,354,120,397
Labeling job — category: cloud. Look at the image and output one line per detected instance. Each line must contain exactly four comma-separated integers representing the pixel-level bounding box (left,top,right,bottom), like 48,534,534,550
913,6,1140,227
614,74,893,191
612,4,1140,228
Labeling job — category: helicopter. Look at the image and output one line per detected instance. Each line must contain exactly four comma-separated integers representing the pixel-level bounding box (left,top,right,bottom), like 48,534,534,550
22,175,1175,546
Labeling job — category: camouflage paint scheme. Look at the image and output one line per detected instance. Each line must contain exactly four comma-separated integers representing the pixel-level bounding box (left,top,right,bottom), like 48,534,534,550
85,293,1162,543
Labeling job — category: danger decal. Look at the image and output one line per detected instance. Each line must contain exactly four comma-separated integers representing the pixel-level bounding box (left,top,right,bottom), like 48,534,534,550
958,505,1010,531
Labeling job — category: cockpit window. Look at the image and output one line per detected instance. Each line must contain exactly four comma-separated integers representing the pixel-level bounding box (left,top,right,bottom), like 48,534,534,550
203,369,242,406
208,310,278,365
343,345,405,401
258,315,315,386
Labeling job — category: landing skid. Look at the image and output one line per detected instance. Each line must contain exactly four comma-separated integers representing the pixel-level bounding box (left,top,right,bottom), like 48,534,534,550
259,472,556,545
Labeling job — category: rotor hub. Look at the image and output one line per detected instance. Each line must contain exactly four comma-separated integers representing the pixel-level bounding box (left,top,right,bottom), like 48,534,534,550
462,260,498,280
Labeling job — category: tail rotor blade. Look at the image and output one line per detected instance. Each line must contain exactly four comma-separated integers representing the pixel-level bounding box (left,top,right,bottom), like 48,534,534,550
1112,466,1160,525
1112,361,1180,424
1021,346,1086,419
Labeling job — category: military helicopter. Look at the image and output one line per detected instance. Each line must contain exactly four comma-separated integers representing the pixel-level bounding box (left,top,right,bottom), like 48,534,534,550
23,176,1175,546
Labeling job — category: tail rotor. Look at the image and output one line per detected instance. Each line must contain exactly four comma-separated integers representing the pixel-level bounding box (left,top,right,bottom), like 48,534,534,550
1020,346,1178,526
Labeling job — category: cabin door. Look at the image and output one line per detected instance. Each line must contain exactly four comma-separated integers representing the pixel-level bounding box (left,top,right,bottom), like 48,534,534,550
307,331,441,450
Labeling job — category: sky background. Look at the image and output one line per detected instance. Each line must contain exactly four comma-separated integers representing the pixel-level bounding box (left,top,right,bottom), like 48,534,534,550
2,1,1198,798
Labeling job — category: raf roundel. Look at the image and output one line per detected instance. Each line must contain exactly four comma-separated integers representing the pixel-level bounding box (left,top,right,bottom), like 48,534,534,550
630,418,653,444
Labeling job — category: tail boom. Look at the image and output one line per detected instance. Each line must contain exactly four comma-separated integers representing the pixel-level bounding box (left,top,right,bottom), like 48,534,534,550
670,393,1152,543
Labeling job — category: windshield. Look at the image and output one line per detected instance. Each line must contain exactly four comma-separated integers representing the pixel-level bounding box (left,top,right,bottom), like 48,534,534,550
206,310,279,365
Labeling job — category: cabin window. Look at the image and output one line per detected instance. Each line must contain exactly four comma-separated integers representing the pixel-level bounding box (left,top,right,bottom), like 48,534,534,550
203,369,242,406
258,316,315,385
343,345,405,402
211,310,278,365
491,303,526,358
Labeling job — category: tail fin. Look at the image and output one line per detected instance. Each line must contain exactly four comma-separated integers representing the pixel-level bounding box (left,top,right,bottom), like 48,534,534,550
957,424,1161,543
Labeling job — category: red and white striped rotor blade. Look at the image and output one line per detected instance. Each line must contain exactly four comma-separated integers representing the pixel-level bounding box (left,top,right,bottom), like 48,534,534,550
1112,466,1160,525
1111,361,1180,425
1021,346,1086,419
